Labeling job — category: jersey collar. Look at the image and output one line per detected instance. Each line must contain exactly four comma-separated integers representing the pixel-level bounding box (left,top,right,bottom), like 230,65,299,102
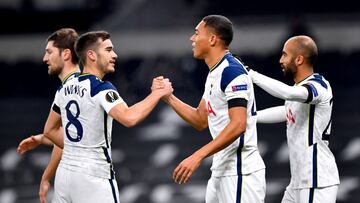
62,71,80,85
209,51,231,73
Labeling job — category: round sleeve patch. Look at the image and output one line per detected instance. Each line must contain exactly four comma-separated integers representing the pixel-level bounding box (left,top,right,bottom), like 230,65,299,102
105,91,119,103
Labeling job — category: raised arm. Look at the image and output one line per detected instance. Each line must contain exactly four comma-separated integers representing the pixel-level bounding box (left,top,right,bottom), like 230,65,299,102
164,95,208,131
151,76,208,131
249,70,309,102
109,79,173,127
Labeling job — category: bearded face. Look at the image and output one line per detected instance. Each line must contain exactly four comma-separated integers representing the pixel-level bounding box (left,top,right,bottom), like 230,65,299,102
281,56,298,80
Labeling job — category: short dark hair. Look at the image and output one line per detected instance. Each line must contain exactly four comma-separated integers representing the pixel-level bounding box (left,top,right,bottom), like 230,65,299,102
202,15,233,46
75,31,111,65
47,28,79,64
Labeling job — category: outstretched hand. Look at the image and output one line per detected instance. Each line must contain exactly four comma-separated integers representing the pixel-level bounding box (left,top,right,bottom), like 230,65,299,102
152,76,173,99
17,134,43,154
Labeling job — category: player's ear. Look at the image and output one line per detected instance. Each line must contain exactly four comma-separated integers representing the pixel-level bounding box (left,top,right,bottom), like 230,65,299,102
87,50,96,61
62,49,71,61
295,55,304,66
209,34,217,47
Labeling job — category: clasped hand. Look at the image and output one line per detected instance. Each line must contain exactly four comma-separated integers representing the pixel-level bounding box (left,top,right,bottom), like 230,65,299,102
151,76,173,99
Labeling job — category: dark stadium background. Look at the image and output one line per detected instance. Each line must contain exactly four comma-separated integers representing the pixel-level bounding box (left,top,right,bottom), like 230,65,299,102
0,1,359,202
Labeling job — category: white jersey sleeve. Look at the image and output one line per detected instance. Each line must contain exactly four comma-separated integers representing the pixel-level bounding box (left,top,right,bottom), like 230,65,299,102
223,74,250,102
249,70,309,102
302,78,330,104
51,89,62,114
257,106,286,123
93,82,124,113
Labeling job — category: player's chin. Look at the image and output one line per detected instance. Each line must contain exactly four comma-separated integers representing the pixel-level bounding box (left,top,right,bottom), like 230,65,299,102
48,69,57,76
193,51,201,59
107,66,115,73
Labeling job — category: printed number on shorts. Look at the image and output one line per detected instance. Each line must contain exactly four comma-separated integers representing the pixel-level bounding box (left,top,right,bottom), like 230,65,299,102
65,100,83,142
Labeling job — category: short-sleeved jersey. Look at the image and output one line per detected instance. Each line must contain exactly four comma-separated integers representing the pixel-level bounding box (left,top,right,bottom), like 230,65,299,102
202,52,265,177
285,74,340,189
53,74,124,179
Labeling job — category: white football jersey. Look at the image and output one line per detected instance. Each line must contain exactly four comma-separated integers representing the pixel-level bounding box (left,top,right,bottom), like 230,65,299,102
202,52,265,177
53,73,124,179
285,74,340,189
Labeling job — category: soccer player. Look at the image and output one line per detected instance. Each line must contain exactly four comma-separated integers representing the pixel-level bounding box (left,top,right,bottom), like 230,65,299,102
17,28,80,203
249,35,340,203
42,31,173,203
156,15,266,203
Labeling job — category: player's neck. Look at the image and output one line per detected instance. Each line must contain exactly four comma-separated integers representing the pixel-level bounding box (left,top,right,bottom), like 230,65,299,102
82,66,105,79
59,63,80,82
294,67,314,84
205,49,229,70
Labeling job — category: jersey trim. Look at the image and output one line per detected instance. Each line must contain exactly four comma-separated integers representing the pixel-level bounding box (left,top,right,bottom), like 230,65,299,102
309,188,315,203
52,104,60,114
62,71,80,85
108,179,118,203
302,84,314,103
312,143,318,188
308,104,316,146
102,147,112,163
236,175,243,203
92,82,117,97
309,74,328,89
78,74,117,97
104,111,109,148
228,98,247,109
102,147,115,179
210,52,229,72
236,134,244,175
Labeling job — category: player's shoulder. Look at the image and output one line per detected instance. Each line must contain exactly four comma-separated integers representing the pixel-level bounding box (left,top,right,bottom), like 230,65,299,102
220,65,248,92
78,74,117,97
223,54,248,75
306,74,331,90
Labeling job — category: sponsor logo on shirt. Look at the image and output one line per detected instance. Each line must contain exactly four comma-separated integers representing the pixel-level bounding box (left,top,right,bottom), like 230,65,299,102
207,101,216,116
106,91,119,103
286,108,295,124
232,84,247,92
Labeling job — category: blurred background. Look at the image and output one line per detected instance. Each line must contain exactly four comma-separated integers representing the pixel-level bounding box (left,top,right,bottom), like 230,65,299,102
0,0,359,202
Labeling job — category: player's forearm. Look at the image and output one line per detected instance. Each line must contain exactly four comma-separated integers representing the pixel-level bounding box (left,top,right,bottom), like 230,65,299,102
40,134,54,146
43,110,63,149
166,94,207,131
249,70,308,102
43,128,63,149
257,106,286,123
195,119,245,159
41,145,62,181
121,92,162,127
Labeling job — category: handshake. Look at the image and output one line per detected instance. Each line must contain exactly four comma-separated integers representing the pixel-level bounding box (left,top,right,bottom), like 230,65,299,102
151,76,174,100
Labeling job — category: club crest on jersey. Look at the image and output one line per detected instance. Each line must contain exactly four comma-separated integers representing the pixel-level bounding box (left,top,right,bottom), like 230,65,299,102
106,91,119,103
232,84,247,92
